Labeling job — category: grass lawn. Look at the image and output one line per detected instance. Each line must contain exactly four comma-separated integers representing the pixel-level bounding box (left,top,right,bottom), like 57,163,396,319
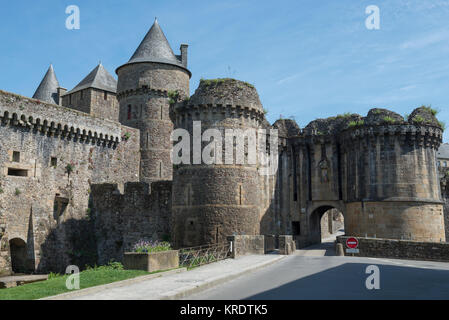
0,265,150,300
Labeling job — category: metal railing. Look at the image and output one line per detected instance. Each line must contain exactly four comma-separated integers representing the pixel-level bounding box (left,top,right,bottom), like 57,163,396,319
179,242,231,269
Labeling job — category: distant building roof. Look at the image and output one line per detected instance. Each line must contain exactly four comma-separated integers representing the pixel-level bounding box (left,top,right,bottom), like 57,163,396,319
437,143,449,159
65,63,117,95
33,64,60,104
116,19,190,75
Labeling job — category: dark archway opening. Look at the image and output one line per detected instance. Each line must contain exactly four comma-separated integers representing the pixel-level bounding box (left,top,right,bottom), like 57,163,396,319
9,238,28,274
310,206,345,245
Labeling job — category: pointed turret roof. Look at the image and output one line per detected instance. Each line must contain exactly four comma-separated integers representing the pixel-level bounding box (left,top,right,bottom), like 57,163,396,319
33,64,60,104
66,63,117,95
117,19,190,75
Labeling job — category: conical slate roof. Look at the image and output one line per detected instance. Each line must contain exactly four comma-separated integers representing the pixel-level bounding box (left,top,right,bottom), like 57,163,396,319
117,19,189,73
33,64,60,104
66,63,117,95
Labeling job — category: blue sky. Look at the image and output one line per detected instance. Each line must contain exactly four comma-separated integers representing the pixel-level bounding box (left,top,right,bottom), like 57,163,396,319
1,0,449,140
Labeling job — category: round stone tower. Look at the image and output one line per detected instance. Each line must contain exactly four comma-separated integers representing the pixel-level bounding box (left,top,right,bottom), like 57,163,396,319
340,107,445,242
171,79,266,248
116,19,191,183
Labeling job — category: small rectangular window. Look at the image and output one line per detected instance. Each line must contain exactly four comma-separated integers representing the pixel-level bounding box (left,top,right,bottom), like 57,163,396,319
104,91,107,100
8,168,28,177
127,105,132,120
12,151,20,163
51,157,57,167
80,90,84,100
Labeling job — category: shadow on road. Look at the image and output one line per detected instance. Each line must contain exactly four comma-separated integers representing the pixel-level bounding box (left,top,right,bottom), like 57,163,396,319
244,262,449,300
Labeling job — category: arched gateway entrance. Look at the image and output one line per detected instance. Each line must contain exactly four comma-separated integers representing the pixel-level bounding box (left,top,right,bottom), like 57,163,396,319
309,205,345,245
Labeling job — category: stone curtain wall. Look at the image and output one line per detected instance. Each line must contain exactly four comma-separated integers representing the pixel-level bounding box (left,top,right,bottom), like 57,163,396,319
0,90,140,274
0,213,11,276
91,181,172,265
337,236,449,262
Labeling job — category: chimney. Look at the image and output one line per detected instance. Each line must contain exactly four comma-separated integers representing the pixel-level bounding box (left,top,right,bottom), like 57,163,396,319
180,44,188,68
57,87,67,106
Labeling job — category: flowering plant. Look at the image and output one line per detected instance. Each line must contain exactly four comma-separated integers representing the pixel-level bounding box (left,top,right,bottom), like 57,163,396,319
132,240,172,253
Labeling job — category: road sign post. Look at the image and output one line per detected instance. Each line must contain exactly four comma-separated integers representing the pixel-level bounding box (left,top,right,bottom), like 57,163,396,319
346,237,359,254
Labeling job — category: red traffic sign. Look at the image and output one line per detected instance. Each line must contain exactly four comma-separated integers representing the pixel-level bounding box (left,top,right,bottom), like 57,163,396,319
346,237,359,249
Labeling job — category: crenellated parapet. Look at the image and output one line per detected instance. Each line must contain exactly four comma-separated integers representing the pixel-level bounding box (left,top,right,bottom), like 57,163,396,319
339,123,443,152
174,78,265,128
0,90,124,148
174,103,265,128
116,86,187,101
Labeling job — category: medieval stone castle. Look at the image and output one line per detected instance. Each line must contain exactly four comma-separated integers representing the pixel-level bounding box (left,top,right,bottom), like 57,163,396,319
0,20,447,275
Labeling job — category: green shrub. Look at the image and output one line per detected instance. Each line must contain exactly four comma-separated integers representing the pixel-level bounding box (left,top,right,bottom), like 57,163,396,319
383,116,396,124
348,120,365,128
122,131,131,141
167,90,180,105
421,105,438,116
336,112,352,119
412,115,425,123
65,162,75,175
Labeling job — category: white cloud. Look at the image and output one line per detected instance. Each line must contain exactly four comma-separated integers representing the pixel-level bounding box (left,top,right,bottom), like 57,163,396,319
400,30,449,50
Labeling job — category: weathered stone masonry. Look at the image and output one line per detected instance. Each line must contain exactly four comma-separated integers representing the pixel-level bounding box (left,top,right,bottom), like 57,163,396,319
0,90,140,273
91,181,172,265
1,18,448,275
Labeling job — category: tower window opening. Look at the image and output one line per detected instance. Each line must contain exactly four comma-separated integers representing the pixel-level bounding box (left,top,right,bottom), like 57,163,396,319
239,185,243,205
127,105,132,120
8,168,28,177
12,151,20,163
104,91,107,100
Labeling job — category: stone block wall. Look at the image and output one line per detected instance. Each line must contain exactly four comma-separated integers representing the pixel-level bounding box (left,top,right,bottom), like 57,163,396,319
279,235,296,255
345,201,445,242
0,90,140,273
227,235,264,258
91,181,172,265
440,178,449,241
62,88,119,122
337,236,449,262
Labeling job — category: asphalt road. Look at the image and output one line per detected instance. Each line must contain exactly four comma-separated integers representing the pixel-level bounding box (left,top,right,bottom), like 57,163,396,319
185,242,449,300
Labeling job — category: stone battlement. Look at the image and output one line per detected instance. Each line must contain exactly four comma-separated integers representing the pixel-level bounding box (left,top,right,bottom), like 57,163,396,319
116,86,181,100
339,123,442,149
0,90,123,147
